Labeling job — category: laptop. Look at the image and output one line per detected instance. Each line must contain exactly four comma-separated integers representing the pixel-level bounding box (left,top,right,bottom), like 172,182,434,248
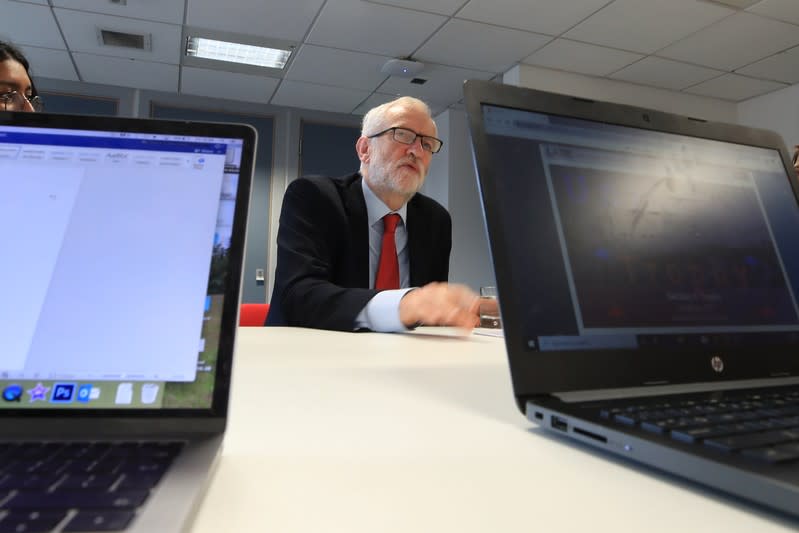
0,110,256,531
464,79,799,519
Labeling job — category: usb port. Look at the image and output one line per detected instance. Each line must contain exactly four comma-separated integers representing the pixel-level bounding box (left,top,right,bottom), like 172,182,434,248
551,415,568,432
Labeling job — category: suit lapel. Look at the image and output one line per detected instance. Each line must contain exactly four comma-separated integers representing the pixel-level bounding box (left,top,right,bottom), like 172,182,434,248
343,174,370,287
406,197,426,287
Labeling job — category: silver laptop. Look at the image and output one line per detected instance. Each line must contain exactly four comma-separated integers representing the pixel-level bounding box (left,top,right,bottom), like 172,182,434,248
464,79,799,519
0,110,256,532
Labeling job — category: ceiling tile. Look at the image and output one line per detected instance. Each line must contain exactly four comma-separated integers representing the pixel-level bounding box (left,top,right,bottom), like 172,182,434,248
369,0,467,16
73,53,179,92
565,0,733,54
18,45,78,81
610,56,724,90
55,9,182,64
457,0,611,35
271,79,373,113
523,39,642,77
736,45,799,84
378,63,494,104
352,92,449,117
187,0,325,42
424,101,451,117
180,66,279,103
307,0,446,57
684,73,787,101
659,12,799,71
711,0,758,7
352,92,399,115
416,19,551,72
1,0,66,49
285,44,390,91
8,0,799,110
51,0,185,24
747,0,799,25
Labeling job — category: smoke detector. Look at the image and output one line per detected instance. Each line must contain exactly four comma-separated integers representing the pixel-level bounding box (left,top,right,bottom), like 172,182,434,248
381,58,424,78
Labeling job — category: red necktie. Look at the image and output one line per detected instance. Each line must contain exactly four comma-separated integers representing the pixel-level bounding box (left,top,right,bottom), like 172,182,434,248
375,213,401,290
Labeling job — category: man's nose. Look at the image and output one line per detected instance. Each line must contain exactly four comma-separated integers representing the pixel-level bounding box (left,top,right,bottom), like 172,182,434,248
406,136,425,156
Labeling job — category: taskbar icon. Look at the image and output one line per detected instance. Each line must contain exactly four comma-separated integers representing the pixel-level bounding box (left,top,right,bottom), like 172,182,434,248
2,384,23,402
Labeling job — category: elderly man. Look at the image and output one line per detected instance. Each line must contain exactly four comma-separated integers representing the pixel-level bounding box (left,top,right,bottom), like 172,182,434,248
267,96,479,331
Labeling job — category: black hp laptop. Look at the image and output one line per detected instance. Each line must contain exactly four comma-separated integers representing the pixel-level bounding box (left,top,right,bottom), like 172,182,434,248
464,79,799,519
0,110,255,531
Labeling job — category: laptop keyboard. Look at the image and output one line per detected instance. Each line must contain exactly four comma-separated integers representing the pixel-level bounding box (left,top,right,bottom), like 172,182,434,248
600,387,799,464
0,441,184,532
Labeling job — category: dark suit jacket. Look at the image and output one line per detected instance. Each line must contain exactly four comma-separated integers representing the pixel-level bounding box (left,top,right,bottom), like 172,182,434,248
266,173,452,330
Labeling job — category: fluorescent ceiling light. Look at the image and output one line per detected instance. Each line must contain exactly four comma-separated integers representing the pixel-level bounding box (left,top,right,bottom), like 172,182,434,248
186,36,292,69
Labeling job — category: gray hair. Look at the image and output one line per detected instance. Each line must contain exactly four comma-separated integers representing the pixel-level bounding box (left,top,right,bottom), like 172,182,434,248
361,96,434,137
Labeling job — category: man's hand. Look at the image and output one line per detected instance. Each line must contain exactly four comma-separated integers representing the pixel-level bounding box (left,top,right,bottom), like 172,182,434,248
399,282,480,330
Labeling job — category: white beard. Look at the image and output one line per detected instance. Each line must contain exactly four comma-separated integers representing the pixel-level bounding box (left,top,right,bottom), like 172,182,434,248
367,151,424,200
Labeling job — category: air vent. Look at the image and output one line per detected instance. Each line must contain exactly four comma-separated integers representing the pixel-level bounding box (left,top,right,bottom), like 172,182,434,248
98,29,151,50
410,78,427,85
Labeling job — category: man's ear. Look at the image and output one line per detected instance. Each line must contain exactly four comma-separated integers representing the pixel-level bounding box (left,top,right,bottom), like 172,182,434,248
356,136,370,163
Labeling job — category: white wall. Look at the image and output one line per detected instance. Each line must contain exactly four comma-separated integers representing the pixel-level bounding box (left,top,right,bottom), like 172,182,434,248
507,62,799,159
421,112,450,209
738,83,799,150
505,64,737,123
425,109,495,292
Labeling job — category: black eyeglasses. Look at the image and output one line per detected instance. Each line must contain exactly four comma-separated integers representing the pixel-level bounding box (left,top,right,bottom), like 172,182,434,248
0,90,44,112
367,127,443,154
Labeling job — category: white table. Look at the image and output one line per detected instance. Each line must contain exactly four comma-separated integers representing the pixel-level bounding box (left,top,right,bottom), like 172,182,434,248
190,327,798,532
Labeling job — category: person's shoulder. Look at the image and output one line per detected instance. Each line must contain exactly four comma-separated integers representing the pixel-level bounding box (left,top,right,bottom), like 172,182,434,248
410,191,449,218
289,173,360,195
283,174,362,219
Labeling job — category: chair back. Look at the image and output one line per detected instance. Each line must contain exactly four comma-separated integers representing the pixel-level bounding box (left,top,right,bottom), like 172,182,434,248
239,303,269,326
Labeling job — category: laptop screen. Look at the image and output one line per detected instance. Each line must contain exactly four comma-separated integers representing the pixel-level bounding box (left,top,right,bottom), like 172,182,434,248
0,114,254,411
465,80,799,393
482,104,799,352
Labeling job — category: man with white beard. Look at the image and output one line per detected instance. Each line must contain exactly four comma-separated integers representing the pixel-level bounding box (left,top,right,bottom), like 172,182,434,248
267,96,479,332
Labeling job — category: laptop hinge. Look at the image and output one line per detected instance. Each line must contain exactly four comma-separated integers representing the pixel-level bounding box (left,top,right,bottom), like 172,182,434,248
554,376,799,403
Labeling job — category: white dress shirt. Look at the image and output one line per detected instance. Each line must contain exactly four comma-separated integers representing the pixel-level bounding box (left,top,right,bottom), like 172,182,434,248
354,178,415,332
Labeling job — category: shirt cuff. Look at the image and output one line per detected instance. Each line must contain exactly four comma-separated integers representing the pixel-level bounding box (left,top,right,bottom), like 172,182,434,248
355,288,415,332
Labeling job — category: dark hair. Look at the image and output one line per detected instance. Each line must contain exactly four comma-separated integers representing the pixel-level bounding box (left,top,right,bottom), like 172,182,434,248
0,40,37,96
